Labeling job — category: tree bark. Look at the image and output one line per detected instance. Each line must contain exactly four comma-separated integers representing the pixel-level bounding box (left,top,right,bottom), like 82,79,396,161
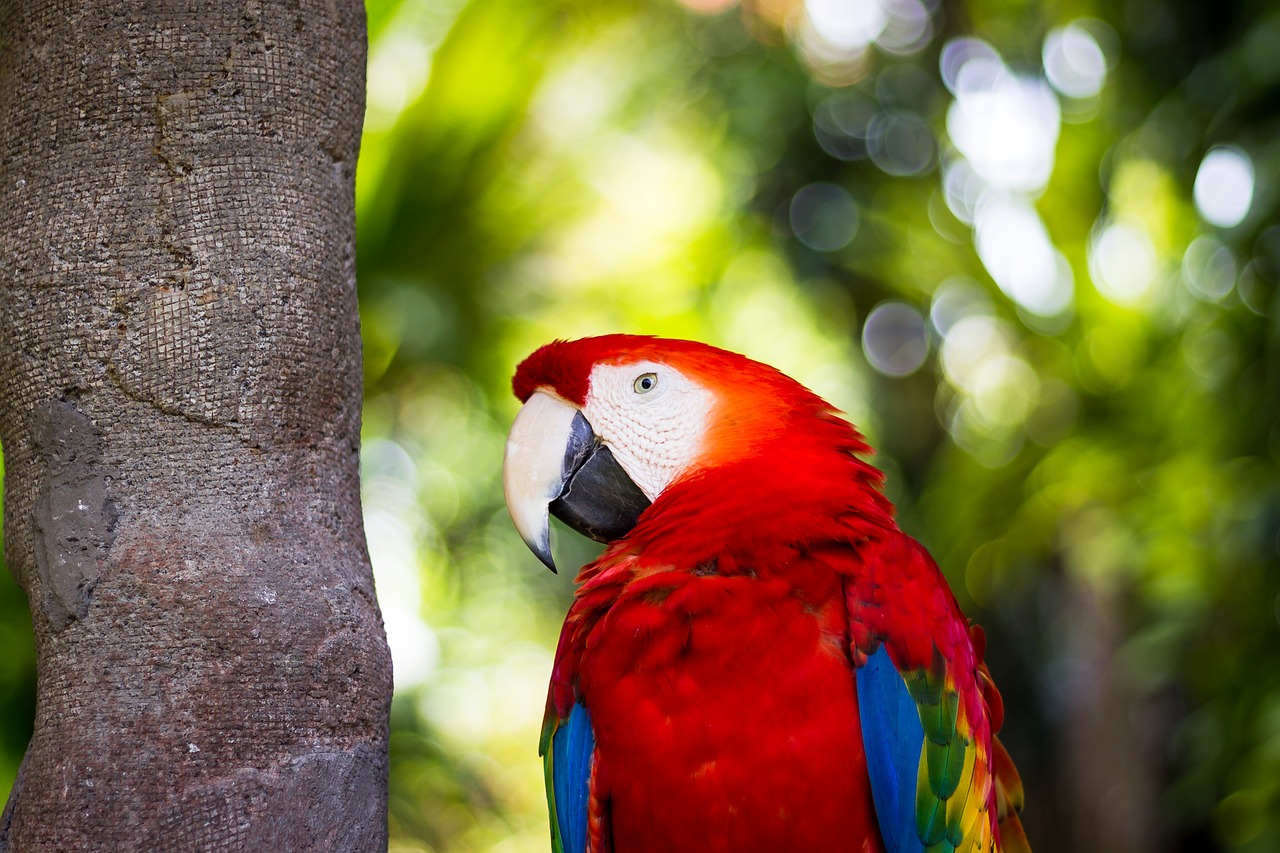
0,1,393,850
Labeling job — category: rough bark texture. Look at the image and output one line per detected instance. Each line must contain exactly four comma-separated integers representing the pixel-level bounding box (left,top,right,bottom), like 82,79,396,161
0,1,393,850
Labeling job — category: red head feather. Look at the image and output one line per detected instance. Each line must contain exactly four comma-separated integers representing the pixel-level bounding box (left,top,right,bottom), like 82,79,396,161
514,335,737,405
515,335,843,429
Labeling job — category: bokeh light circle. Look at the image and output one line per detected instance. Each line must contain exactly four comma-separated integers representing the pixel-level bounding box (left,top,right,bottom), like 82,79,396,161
862,301,930,377
868,110,936,176
1194,146,1255,228
1043,22,1110,99
790,182,860,252
813,92,876,161
1089,221,1157,305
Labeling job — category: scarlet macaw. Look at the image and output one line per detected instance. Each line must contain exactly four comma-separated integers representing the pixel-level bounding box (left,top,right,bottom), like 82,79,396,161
503,335,1030,853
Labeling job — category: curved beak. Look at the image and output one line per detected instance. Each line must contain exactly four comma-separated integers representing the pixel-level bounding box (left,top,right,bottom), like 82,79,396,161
502,391,651,572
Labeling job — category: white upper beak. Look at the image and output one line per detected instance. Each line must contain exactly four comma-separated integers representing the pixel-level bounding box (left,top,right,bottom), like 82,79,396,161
502,391,578,571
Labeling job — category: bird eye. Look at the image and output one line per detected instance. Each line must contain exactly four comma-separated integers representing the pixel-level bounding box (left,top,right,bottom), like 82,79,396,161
633,372,658,394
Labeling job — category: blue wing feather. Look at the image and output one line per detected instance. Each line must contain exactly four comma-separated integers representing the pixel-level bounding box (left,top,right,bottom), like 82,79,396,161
856,645,926,853
550,701,594,853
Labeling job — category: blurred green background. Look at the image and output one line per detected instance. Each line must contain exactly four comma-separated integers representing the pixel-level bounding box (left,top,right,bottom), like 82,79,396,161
3,0,1280,849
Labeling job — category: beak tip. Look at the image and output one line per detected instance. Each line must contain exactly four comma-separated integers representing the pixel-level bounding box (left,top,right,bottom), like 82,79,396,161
531,536,557,573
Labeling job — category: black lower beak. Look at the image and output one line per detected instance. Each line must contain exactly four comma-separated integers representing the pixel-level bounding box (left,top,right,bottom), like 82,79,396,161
551,412,652,548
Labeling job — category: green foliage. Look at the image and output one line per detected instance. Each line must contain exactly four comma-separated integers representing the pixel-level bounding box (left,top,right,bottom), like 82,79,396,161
2,0,1278,850
352,0,1280,849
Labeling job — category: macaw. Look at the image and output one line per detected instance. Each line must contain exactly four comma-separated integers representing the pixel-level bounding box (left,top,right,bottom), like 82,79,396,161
502,334,1030,853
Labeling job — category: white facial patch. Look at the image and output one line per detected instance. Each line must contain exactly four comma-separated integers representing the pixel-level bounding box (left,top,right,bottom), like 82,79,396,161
582,360,714,502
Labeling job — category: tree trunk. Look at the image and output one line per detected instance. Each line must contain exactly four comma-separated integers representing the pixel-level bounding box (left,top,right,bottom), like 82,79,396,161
0,1,393,850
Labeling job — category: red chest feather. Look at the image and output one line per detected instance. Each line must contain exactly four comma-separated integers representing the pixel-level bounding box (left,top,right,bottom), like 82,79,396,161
572,562,885,853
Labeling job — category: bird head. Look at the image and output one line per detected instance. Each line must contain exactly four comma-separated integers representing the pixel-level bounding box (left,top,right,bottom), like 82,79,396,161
502,334,881,572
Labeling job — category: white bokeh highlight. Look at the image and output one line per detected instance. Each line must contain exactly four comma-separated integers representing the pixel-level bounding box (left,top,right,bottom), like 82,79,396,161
805,0,886,51
946,66,1060,194
1043,22,1110,99
974,195,1074,317
939,36,1073,320
1089,222,1158,305
1194,146,1255,228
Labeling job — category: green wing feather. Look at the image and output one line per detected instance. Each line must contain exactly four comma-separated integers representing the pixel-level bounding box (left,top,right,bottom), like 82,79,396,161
539,715,567,853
